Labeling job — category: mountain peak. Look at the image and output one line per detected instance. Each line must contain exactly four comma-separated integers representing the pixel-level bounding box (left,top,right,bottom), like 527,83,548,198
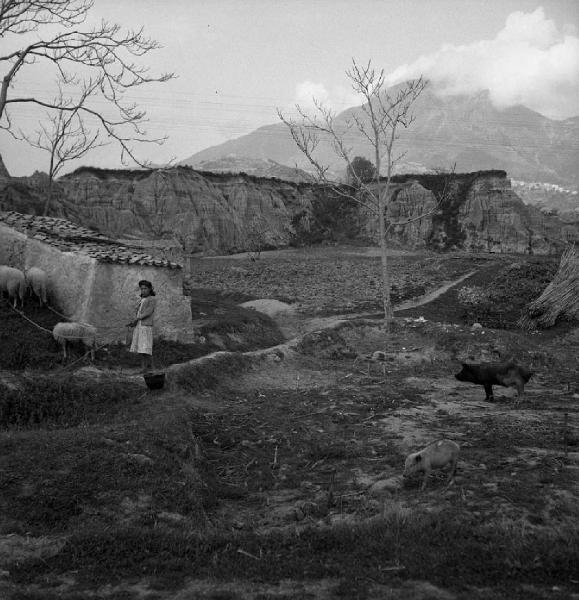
182,90,578,186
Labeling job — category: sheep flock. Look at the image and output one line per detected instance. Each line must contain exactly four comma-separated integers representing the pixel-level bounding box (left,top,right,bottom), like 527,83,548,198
1,264,97,361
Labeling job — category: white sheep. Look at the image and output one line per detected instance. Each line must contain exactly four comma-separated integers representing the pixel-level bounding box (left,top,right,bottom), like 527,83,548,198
0,265,26,308
53,322,97,361
25,267,48,306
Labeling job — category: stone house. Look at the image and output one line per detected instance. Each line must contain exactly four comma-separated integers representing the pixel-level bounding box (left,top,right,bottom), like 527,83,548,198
0,211,195,343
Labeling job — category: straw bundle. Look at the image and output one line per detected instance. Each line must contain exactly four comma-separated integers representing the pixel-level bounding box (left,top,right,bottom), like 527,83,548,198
519,245,579,330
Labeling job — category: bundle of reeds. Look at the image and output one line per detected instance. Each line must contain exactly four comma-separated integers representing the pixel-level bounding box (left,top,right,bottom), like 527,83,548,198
519,245,579,330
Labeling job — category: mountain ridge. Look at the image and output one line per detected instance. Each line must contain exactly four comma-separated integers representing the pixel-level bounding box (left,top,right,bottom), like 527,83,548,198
181,87,579,186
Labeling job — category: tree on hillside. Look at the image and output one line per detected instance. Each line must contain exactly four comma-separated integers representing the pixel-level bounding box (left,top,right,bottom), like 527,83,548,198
149,167,176,239
0,0,174,168
347,155,376,186
279,59,446,325
22,78,106,215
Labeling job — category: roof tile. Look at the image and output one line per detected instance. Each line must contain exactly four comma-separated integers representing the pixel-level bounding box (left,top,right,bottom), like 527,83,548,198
0,210,182,270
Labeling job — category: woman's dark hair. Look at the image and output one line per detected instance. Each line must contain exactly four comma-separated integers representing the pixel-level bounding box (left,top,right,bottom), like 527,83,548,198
138,280,156,296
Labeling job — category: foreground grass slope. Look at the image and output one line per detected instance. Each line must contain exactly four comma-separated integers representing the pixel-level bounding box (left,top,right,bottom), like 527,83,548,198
1,249,578,599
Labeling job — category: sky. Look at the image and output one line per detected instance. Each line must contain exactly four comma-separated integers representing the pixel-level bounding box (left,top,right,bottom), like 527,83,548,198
1,0,578,176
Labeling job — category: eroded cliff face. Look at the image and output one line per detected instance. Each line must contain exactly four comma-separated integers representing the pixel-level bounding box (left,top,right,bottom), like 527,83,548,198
457,175,555,254
365,172,571,255
1,165,574,255
57,167,316,253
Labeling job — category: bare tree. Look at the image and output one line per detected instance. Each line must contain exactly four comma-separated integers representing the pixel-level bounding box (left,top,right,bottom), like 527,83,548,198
279,59,441,325
0,0,174,165
148,168,171,239
148,167,192,260
22,78,107,214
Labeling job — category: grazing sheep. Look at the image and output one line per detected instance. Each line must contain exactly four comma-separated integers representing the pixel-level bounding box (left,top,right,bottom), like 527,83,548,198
52,322,97,361
25,267,48,306
403,439,460,490
0,266,26,308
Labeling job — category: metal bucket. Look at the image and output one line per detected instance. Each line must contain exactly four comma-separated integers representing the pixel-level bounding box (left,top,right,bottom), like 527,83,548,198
143,372,166,390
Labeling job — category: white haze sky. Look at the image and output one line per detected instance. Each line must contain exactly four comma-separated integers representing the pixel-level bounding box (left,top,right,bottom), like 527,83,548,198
1,0,578,176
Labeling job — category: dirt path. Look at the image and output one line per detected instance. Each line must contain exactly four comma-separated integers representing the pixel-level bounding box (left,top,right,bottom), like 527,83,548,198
200,245,420,261
277,270,478,337
394,270,476,311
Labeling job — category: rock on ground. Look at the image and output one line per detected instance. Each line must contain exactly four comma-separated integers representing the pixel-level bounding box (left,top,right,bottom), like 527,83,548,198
240,298,296,317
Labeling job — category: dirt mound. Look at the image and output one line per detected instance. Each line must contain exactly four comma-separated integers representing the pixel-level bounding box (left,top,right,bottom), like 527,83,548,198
240,298,296,317
296,327,357,359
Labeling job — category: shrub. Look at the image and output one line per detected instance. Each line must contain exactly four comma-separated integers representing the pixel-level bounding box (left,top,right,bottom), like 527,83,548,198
457,285,492,307
0,376,143,429
457,260,560,329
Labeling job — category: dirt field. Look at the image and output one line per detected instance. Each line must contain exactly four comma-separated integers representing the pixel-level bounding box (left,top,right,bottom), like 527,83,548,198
1,248,578,600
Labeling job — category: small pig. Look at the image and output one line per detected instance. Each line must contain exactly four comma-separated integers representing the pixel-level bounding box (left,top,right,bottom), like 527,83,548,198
454,362,534,403
403,439,459,490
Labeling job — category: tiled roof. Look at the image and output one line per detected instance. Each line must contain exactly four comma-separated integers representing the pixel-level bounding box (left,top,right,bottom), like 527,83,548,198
0,211,182,269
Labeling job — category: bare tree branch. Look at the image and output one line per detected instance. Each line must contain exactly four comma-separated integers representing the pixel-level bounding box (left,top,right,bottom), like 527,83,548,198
278,59,431,325
19,76,109,213
1,0,175,167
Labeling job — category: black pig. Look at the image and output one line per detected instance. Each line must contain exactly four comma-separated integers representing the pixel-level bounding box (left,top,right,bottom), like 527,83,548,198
455,362,534,403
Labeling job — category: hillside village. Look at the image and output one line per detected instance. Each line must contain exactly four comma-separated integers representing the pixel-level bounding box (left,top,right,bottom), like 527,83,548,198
1,2,579,600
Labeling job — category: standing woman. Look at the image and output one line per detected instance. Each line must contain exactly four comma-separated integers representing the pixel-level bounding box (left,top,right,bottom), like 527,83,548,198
128,280,157,373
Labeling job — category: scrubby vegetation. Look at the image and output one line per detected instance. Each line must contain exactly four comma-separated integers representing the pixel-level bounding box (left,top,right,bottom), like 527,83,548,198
0,376,143,429
399,256,560,328
455,260,559,328
11,513,578,591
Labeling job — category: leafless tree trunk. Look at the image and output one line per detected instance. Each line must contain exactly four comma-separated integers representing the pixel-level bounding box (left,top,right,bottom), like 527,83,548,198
20,79,106,214
278,59,438,327
1,0,174,166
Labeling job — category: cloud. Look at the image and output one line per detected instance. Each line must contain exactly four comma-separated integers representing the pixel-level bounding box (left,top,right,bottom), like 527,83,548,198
386,7,579,119
293,80,361,114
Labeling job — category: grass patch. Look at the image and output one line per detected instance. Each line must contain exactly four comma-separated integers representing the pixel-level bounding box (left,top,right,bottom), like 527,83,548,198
0,290,284,373
0,301,62,370
0,376,144,430
171,352,254,393
9,511,578,590
99,339,212,370
0,403,209,536
398,257,560,329
458,260,559,328
466,416,562,450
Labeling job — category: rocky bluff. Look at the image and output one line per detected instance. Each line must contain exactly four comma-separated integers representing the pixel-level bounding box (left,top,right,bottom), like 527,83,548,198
377,171,575,254
1,162,574,255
